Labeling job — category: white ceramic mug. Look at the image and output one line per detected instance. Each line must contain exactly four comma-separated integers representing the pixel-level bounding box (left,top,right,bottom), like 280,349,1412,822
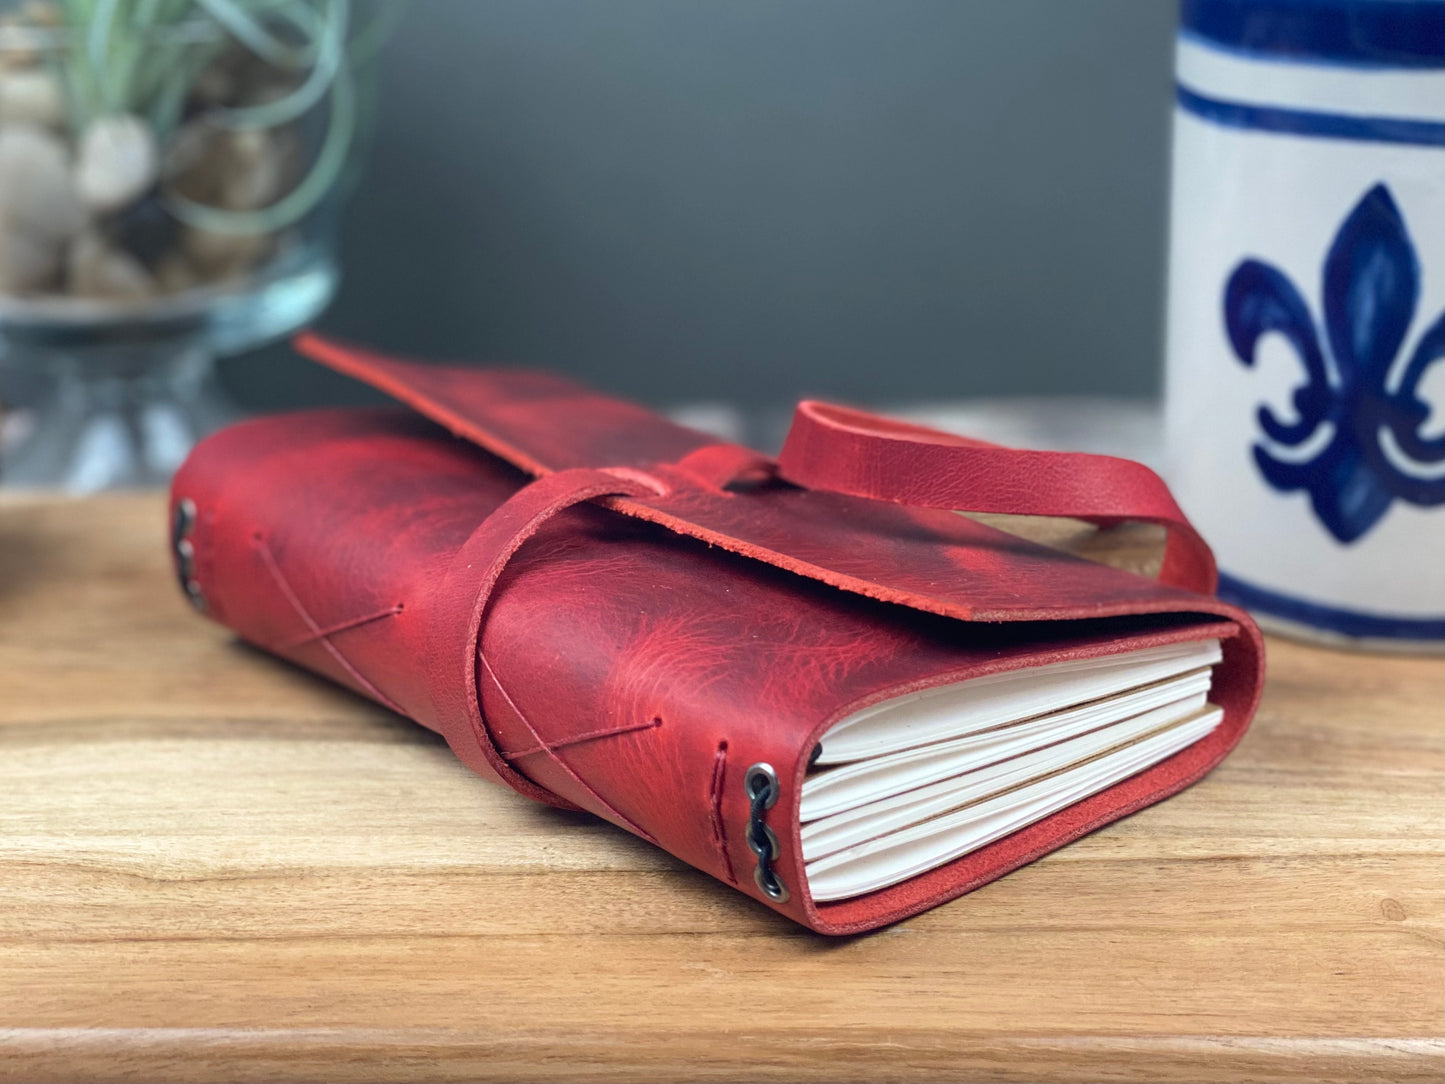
1165,0,1444,651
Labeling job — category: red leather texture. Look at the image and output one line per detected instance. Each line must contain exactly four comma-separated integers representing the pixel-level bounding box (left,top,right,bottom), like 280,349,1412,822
169,335,1264,934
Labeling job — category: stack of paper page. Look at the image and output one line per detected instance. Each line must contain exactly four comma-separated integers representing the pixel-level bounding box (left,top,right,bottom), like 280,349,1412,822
803,639,1224,901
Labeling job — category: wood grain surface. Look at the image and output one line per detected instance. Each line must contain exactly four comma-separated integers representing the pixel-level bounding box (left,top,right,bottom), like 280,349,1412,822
0,493,1440,1084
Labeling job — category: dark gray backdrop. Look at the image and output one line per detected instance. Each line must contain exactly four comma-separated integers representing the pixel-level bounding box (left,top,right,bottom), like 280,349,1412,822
226,0,1179,411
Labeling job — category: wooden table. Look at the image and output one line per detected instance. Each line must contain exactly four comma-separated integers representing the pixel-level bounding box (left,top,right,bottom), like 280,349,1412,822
1,494,1441,1083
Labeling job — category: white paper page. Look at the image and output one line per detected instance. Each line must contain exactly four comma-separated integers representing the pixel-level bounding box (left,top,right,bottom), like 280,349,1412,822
802,690,1210,861
817,639,1222,763
805,707,1223,901
801,668,1214,822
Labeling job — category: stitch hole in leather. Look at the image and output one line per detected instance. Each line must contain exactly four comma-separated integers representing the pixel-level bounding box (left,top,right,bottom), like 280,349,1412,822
707,740,737,885
745,762,779,808
755,864,788,903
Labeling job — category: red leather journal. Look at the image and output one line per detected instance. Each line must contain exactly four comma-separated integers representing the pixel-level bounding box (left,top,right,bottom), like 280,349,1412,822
169,334,1264,934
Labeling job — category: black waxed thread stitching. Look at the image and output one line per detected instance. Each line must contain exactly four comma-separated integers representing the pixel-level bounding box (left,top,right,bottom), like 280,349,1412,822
746,766,786,901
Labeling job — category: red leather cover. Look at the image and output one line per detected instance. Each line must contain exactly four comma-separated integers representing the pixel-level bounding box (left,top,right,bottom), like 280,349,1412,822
169,335,1264,934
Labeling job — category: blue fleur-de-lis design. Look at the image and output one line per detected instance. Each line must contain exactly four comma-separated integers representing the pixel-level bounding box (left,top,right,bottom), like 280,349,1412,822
1223,183,1444,544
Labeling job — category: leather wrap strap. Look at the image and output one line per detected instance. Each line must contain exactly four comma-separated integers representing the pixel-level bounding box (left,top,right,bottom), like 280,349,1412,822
777,400,1217,595
425,466,662,808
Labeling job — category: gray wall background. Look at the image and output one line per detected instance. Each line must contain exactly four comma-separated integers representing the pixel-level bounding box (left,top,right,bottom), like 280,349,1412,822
227,0,1180,412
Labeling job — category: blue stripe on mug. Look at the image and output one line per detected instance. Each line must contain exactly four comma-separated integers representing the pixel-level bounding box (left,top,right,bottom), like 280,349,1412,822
1175,83,1445,146
1218,572,1445,641
1180,0,1445,70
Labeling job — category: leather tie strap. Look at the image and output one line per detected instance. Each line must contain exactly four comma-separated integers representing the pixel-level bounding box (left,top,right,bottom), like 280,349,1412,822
776,400,1217,596
426,466,664,812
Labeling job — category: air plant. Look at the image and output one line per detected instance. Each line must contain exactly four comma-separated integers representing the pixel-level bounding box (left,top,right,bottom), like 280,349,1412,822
0,0,397,300
63,0,394,233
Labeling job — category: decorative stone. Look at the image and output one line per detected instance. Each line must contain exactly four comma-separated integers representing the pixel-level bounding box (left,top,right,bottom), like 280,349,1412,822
222,129,288,210
0,67,64,127
180,225,272,280
153,251,199,295
0,29,41,71
0,123,85,240
0,220,59,291
74,113,158,213
0,2,61,69
66,230,155,301
165,122,291,211
188,44,291,109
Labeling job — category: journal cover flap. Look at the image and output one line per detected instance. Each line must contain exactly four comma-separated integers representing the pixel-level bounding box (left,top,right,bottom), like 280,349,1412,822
295,333,722,475
294,334,1235,627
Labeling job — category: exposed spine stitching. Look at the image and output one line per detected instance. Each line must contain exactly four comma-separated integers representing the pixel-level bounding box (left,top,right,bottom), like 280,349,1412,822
254,536,407,715
502,716,662,760
274,604,404,648
478,652,659,844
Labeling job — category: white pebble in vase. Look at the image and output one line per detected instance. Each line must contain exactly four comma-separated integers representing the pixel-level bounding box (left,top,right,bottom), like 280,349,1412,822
0,67,66,128
66,231,156,302
0,124,86,241
0,221,61,292
74,114,159,214
181,225,272,280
